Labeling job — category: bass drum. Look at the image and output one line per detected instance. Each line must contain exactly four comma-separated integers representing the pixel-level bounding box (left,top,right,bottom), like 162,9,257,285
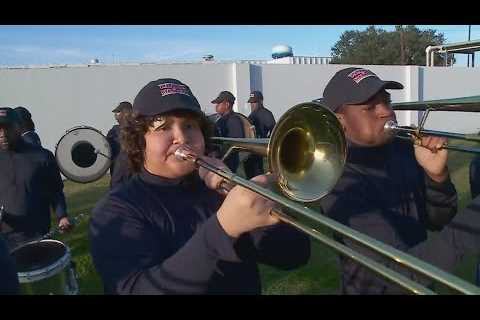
55,126,112,183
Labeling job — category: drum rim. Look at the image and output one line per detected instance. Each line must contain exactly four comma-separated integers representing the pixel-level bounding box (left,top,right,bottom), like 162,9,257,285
14,240,72,284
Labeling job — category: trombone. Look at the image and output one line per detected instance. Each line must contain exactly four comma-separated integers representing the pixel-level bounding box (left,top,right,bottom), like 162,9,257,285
390,95,480,153
176,102,480,295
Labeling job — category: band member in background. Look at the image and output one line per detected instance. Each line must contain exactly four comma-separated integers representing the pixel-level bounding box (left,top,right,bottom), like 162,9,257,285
14,106,70,230
318,68,458,294
14,106,42,147
244,91,276,179
89,78,310,294
211,91,245,172
0,234,20,294
107,101,133,189
0,107,72,250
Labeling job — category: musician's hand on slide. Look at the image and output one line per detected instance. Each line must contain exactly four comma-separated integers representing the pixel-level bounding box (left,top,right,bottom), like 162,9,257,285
216,174,280,238
198,156,231,194
413,135,449,183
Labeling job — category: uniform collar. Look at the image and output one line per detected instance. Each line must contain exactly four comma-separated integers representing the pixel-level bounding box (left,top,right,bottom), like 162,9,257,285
346,140,390,166
139,166,197,187
220,110,234,119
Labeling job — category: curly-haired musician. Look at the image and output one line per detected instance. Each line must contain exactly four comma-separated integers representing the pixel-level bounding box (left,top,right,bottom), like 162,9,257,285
88,78,310,295
318,68,459,294
0,107,72,250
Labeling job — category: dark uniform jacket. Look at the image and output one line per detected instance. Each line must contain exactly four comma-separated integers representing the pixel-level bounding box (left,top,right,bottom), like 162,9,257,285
106,125,131,189
0,234,20,294
213,111,245,172
21,130,42,148
244,106,276,179
248,106,276,139
0,140,67,248
318,138,458,294
89,168,310,294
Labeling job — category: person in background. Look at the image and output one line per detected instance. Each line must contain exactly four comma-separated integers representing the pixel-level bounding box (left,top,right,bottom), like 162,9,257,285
107,101,133,189
210,91,245,172
244,90,276,179
0,107,72,250
14,106,42,147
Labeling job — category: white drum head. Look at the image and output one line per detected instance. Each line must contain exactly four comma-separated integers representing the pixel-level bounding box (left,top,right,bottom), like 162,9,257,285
55,126,112,183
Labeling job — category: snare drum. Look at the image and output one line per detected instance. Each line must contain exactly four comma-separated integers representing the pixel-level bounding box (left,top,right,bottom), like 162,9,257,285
11,239,79,295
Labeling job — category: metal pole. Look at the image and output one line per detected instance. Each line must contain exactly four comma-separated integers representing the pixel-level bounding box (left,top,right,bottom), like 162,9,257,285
468,25,472,67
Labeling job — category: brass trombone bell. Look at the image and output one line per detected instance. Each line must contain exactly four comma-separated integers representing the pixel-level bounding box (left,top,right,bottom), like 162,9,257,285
211,102,347,202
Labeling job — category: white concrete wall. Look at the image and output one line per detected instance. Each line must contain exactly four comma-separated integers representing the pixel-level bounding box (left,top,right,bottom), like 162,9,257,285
419,67,480,134
1,63,480,154
0,63,237,153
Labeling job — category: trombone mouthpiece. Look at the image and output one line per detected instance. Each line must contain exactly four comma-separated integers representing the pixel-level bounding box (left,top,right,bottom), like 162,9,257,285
384,120,399,134
174,146,196,162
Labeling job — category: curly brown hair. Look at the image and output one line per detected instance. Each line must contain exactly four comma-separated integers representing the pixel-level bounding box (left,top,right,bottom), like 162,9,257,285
120,110,213,173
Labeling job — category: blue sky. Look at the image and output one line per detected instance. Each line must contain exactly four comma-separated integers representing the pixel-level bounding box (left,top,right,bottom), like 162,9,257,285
0,25,478,67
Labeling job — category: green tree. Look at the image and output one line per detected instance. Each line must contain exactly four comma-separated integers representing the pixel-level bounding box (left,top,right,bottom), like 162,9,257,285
330,25,454,66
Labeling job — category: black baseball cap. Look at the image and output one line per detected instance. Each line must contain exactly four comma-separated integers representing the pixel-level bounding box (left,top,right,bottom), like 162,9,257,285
211,91,235,104
112,101,132,113
247,91,263,103
133,78,203,117
322,67,404,112
0,107,17,125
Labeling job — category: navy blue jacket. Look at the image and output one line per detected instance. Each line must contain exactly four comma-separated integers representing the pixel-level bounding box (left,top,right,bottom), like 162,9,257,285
248,106,276,139
0,234,20,294
89,168,310,294
21,130,42,148
106,125,131,189
19,131,68,224
318,138,458,294
0,141,67,248
214,112,245,172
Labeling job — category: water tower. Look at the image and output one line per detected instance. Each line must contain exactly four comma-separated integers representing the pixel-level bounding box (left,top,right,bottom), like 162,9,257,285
272,45,293,59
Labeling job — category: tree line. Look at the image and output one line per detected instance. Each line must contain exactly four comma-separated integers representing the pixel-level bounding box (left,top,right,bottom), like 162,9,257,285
330,25,454,66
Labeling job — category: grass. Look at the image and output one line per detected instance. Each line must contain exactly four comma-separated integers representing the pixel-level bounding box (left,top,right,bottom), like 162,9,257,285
56,141,479,294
